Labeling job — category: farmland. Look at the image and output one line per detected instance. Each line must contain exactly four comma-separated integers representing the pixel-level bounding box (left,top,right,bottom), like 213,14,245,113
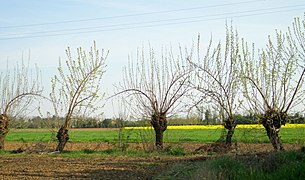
1,126,305,179
6,126,305,144
1,0,305,179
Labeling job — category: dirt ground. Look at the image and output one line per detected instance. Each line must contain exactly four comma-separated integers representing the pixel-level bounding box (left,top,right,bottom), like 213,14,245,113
0,155,175,179
0,142,302,179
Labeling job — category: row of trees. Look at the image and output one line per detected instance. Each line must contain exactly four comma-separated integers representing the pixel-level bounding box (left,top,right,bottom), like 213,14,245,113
0,15,304,152
116,16,305,151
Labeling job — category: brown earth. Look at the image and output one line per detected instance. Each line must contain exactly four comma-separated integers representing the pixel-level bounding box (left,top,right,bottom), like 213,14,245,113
0,142,302,179
0,155,179,180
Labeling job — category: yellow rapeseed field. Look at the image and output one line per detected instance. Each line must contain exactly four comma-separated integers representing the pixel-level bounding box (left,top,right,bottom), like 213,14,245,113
124,124,305,130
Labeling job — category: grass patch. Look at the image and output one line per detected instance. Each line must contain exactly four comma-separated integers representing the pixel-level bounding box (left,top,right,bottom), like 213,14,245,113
5,128,305,144
0,150,13,156
208,151,305,179
0,150,32,156
6,130,55,142
0,144,189,158
50,147,188,158
155,150,305,179
162,144,187,156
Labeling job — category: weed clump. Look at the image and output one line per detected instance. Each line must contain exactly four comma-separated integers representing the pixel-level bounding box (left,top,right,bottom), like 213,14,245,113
163,145,186,156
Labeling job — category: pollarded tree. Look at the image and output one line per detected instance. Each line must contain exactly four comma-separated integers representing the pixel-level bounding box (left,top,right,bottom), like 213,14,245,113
117,46,192,149
50,41,108,152
189,25,241,146
0,60,42,149
240,16,305,151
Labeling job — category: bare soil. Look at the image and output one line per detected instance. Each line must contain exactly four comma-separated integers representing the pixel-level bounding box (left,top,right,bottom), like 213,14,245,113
0,142,301,179
0,155,176,179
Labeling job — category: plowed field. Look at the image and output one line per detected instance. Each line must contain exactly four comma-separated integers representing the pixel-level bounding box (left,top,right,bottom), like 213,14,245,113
0,156,173,179
0,142,301,179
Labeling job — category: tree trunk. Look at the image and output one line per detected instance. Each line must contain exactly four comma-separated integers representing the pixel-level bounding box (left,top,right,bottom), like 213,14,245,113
0,135,5,150
261,110,286,151
155,128,164,149
151,113,167,149
0,114,9,150
265,126,284,151
226,126,236,145
55,127,69,152
224,117,237,146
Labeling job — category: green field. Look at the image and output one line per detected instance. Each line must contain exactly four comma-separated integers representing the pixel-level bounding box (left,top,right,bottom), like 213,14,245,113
5,128,305,144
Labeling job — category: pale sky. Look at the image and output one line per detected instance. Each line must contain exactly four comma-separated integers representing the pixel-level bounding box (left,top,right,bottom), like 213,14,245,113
0,0,304,118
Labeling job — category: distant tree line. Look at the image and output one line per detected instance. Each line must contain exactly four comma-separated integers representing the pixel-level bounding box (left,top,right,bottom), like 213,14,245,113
9,112,304,129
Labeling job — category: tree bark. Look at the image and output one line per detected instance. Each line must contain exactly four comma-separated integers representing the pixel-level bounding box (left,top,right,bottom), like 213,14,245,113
261,110,286,151
151,113,167,149
0,135,5,150
155,128,164,149
226,126,236,145
264,126,284,151
55,127,69,152
0,114,9,150
224,117,237,146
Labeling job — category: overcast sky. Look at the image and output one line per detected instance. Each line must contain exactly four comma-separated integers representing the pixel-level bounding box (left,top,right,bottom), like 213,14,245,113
0,0,304,118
